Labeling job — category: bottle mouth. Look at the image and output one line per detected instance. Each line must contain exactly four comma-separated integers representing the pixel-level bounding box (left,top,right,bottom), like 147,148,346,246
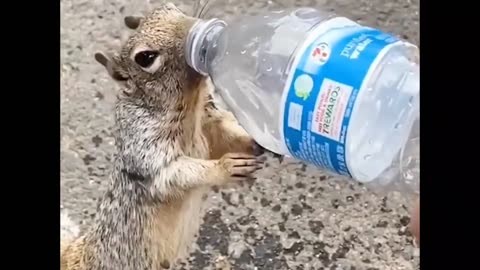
185,18,227,76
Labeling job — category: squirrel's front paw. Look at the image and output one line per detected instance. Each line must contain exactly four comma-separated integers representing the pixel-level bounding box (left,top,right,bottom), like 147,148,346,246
217,153,263,183
238,137,263,156
236,136,285,163
249,140,284,163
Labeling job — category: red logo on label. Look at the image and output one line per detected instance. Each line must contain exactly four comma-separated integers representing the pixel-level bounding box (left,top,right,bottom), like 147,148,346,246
313,47,328,58
311,42,331,65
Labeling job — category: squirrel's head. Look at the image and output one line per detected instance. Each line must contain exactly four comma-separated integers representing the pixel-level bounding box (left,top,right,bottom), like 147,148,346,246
95,3,203,100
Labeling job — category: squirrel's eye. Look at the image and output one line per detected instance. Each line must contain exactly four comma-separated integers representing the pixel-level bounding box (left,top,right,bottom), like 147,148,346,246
134,51,159,68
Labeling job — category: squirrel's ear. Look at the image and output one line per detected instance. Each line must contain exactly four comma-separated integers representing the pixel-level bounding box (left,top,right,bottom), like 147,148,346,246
124,16,143,30
94,52,128,82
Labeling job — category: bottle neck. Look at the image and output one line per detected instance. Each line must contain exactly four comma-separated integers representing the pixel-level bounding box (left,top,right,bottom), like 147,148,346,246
185,18,227,76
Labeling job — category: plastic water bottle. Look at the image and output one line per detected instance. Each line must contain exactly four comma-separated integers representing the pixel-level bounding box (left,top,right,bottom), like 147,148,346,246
185,7,420,194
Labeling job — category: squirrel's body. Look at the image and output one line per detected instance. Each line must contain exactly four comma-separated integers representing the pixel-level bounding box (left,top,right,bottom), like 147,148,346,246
61,4,262,270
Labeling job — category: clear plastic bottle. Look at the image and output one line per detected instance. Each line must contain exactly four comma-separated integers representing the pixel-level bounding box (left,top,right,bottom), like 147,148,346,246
185,7,420,194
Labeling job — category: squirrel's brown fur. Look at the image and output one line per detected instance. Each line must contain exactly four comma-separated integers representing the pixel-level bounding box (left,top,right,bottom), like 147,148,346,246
60,4,263,270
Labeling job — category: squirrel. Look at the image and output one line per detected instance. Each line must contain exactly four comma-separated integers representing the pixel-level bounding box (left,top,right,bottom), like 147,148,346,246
60,3,267,270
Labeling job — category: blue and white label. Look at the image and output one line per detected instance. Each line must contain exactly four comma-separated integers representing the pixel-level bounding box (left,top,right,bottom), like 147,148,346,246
280,17,401,177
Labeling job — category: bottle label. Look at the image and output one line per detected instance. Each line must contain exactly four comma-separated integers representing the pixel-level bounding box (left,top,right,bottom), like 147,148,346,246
280,17,401,178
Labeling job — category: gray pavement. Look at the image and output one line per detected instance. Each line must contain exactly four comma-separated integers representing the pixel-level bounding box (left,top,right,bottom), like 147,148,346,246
60,0,419,269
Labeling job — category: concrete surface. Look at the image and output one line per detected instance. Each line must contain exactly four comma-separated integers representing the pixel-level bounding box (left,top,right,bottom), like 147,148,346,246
60,0,419,269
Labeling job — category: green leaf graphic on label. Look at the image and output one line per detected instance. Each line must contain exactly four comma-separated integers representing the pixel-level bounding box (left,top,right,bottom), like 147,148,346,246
294,74,314,101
